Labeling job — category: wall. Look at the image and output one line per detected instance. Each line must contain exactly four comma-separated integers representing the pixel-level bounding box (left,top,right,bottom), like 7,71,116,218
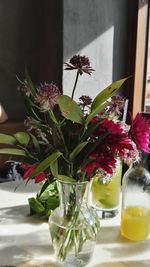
63,0,128,101
0,0,129,120
0,0,63,120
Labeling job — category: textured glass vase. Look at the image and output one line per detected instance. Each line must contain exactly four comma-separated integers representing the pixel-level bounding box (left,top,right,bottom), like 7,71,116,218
91,159,122,218
48,180,100,267
121,162,150,241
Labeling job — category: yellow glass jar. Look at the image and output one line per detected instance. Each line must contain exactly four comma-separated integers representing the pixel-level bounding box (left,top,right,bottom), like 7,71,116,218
121,163,150,241
91,159,122,218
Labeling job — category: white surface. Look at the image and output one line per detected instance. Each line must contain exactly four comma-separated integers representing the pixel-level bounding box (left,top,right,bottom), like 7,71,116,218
0,181,150,267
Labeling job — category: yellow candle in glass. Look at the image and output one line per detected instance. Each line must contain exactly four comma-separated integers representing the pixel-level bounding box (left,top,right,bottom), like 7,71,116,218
121,205,150,241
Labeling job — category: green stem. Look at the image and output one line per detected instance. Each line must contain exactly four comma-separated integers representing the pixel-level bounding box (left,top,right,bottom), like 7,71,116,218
18,145,39,161
48,110,68,157
57,185,86,260
58,205,80,260
71,71,80,99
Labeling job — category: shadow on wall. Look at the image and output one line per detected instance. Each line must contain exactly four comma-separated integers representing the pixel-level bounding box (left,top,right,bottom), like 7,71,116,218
0,0,63,120
64,0,128,84
0,0,128,120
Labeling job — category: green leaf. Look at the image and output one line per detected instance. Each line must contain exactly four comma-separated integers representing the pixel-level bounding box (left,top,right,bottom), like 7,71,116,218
45,196,59,210
28,197,45,214
38,179,52,197
86,78,129,124
70,142,88,161
86,102,107,124
0,133,17,145
38,182,57,200
0,148,26,156
48,109,58,124
57,95,83,123
57,175,75,183
29,133,40,153
22,93,40,120
81,119,103,141
14,132,30,146
91,78,128,111
25,67,36,96
50,160,58,177
86,78,128,124
30,151,62,178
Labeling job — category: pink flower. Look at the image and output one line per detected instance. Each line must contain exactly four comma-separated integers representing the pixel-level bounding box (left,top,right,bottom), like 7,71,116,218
89,118,134,157
98,119,134,157
129,113,150,153
121,142,140,165
35,82,61,111
64,55,94,75
21,163,46,183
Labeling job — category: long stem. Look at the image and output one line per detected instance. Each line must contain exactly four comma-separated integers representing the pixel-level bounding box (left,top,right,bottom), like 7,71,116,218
56,184,96,261
58,201,82,260
48,110,68,157
71,71,80,99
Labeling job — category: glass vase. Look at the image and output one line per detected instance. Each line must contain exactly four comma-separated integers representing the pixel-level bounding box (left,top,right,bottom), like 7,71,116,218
48,180,100,267
91,159,122,218
121,162,150,241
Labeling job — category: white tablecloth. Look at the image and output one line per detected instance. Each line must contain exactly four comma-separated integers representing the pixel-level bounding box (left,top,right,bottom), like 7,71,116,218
0,181,150,267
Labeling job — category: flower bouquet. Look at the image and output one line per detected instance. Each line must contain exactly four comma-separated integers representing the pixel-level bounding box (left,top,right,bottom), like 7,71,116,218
0,55,150,265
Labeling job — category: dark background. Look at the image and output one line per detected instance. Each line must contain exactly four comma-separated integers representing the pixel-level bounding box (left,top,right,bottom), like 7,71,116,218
0,0,63,120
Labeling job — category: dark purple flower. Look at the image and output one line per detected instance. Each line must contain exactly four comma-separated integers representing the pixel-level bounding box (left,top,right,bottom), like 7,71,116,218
35,82,61,111
83,151,117,177
79,95,92,107
106,96,125,116
64,55,94,75
99,96,125,119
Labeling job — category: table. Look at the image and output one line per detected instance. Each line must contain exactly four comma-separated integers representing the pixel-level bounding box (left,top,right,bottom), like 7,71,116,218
0,181,150,267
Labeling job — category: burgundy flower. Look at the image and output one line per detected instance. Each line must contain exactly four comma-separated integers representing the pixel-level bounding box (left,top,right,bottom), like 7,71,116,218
88,116,101,136
64,55,94,75
83,151,116,177
35,82,61,111
83,117,135,177
34,172,46,183
89,117,133,152
21,163,46,183
129,113,150,153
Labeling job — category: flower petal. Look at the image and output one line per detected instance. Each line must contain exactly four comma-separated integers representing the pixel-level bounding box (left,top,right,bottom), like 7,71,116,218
34,172,46,183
